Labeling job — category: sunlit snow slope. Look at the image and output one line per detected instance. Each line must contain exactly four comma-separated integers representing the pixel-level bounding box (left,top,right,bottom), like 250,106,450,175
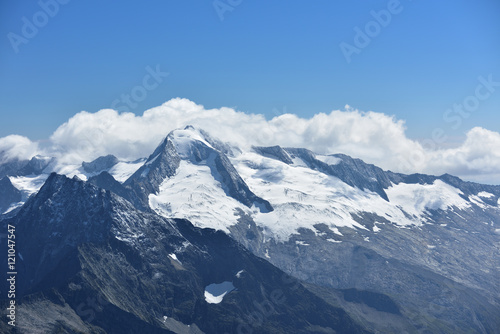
144,127,494,242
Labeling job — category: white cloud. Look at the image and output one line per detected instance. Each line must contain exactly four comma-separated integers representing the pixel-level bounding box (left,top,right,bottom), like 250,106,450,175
1,98,499,184
427,127,500,180
0,135,39,163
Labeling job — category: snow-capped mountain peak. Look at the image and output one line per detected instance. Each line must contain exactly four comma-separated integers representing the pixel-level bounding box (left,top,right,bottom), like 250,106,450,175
124,126,272,228
3,126,500,243
169,125,215,159
2,126,500,332
110,127,499,243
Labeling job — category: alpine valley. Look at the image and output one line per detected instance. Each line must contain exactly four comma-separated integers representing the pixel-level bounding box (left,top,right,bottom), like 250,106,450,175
1,126,499,333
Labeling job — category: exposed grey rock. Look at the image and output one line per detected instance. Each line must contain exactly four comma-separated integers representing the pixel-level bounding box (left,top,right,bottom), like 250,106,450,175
125,128,272,212
284,148,392,200
0,173,367,334
0,176,21,213
82,155,119,174
124,134,181,207
0,155,54,179
0,159,29,179
3,129,500,333
253,145,294,165
198,127,239,157
19,155,54,176
226,207,500,333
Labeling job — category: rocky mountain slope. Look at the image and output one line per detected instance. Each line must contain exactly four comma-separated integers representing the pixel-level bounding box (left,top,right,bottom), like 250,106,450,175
1,126,499,333
0,173,367,333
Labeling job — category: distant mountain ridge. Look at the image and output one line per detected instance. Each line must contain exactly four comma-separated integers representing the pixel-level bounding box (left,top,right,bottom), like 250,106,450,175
1,125,499,333
1,172,367,333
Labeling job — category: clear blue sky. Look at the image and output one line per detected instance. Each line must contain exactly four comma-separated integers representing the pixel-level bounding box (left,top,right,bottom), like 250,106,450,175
1,0,499,142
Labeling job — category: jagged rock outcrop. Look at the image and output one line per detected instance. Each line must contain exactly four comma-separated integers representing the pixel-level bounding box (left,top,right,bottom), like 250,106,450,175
0,177,21,213
0,173,367,334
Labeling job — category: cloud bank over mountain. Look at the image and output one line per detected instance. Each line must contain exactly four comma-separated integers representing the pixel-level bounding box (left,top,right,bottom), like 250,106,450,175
1,98,499,184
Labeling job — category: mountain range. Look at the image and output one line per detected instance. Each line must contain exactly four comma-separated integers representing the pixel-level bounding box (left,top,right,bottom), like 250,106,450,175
1,126,499,333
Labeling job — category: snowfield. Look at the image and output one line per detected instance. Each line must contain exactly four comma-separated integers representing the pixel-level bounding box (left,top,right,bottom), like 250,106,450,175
149,160,255,233
5,127,497,245
147,129,481,242
385,180,470,220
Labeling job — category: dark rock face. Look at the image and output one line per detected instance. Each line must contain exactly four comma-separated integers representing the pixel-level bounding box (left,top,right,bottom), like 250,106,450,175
284,148,392,200
253,146,294,165
82,155,119,174
436,173,500,203
2,131,500,333
0,177,21,213
124,135,181,208
0,174,367,334
198,128,239,157
230,211,500,334
88,171,139,208
0,156,54,179
0,159,29,179
211,150,273,212
20,155,54,176
341,288,401,315
235,145,500,334
255,145,500,205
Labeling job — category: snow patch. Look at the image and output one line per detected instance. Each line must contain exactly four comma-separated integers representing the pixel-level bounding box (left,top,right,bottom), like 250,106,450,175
236,270,244,278
264,249,271,259
204,281,235,304
290,156,308,167
140,167,150,178
478,191,494,198
315,155,342,165
145,154,160,166
330,227,343,236
386,180,470,221
9,174,48,201
4,202,24,214
168,253,181,264
469,195,487,209
295,240,310,246
109,159,145,182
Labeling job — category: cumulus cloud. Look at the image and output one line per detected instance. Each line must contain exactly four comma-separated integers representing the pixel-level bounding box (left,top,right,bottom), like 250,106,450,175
0,135,39,163
426,127,500,182
1,98,499,184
